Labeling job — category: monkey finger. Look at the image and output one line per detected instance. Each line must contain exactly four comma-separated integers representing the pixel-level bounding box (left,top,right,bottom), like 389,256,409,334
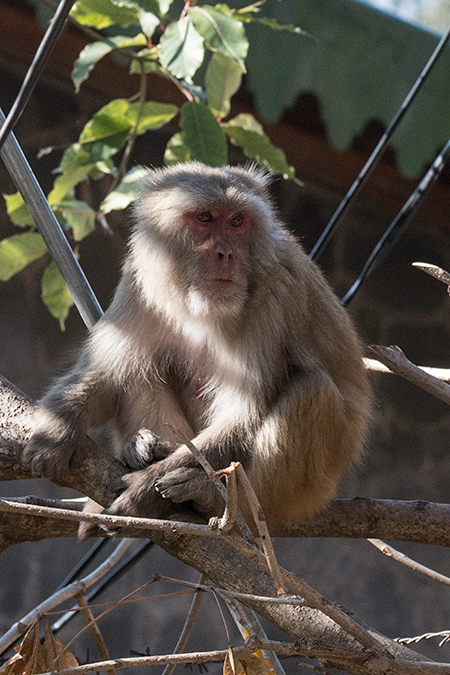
155,467,218,509
122,429,172,470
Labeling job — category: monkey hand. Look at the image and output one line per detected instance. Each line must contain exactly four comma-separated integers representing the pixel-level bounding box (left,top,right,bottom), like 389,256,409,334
24,431,80,481
154,467,221,517
121,428,172,470
104,455,222,526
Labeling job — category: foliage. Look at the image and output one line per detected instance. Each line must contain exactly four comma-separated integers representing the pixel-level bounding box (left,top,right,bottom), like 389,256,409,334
2,0,303,327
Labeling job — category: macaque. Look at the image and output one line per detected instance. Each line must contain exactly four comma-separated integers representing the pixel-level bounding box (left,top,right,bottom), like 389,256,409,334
25,163,371,531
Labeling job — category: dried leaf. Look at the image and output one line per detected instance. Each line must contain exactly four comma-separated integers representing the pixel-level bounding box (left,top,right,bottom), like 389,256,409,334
43,620,78,670
0,621,78,675
19,623,46,675
237,653,274,675
224,647,246,675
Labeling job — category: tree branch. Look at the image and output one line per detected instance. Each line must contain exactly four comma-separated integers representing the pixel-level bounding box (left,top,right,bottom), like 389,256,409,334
366,345,450,404
0,374,446,674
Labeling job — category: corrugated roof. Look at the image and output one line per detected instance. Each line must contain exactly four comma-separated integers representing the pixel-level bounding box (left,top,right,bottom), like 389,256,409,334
246,0,450,177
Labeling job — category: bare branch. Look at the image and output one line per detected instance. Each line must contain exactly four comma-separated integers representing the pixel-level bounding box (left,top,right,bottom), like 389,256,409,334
161,574,206,675
0,375,444,673
366,345,450,404
412,262,450,286
208,464,238,534
368,539,450,585
75,592,116,675
0,539,134,653
235,463,286,594
14,637,450,675
364,358,450,381
153,574,306,606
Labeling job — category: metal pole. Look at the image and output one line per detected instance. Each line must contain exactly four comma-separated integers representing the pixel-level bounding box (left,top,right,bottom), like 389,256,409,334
0,106,103,328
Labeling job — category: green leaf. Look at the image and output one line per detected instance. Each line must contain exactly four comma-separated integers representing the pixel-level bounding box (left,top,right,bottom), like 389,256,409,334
101,165,149,213
42,262,74,331
189,6,248,72
225,112,263,133
0,233,47,281
58,199,96,241
205,52,242,119
164,132,191,165
127,101,178,133
223,116,296,179
72,33,147,91
130,49,169,76
58,143,92,175
49,166,95,205
79,99,131,159
3,192,34,228
113,0,164,15
180,102,227,167
48,144,97,204
159,17,205,83
71,0,139,29
77,101,131,166
79,99,131,141
158,0,172,14
81,98,177,142
138,10,159,37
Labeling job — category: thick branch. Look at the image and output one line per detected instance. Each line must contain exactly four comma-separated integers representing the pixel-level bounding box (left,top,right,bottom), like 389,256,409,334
0,375,443,674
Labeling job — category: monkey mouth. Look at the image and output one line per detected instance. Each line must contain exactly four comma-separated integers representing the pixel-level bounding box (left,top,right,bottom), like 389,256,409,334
209,277,237,295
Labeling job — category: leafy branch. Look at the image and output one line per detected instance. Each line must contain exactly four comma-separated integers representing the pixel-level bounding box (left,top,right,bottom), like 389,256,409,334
1,0,303,328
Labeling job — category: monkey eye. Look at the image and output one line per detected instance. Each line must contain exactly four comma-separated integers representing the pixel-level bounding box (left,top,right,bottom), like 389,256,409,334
230,214,244,228
196,211,213,223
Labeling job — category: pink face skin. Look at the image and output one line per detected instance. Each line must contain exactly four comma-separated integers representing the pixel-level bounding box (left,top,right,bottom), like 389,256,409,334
182,208,253,293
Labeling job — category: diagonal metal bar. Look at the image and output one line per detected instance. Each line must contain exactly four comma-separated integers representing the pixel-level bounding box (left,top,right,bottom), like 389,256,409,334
310,24,450,262
0,106,103,329
342,138,450,307
0,0,76,153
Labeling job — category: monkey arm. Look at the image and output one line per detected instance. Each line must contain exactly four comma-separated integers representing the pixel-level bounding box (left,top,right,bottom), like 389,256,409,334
24,363,119,480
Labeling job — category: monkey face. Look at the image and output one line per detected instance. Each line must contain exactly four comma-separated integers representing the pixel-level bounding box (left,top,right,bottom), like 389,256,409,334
181,207,253,296
130,163,283,317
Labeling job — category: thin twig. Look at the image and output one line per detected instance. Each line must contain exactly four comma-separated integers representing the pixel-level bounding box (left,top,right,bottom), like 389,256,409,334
368,539,450,586
209,465,238,534
161,574,206,675
366,345,450,405
0,496,390,655
0,539,133,654
108,60,147,194
75,592,116,675
178,435,255,544
153,575,306,606
235,463,285,594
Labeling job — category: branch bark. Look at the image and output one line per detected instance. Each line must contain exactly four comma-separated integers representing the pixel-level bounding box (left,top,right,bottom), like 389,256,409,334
0,374,447,674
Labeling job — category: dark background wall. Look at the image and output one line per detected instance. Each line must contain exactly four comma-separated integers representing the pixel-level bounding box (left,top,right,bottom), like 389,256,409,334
1,44,450,674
